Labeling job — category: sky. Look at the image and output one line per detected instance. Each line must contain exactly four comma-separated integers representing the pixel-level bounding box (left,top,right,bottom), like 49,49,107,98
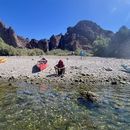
0,0,130,39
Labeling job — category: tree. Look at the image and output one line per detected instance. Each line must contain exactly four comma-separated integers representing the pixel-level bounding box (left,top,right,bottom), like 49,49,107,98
93,36,110,56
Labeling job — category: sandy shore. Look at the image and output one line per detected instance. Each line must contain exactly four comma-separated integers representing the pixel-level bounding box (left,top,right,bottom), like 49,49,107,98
0,56,130,85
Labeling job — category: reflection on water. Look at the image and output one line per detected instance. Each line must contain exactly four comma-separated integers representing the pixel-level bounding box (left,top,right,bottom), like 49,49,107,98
0,81,130,130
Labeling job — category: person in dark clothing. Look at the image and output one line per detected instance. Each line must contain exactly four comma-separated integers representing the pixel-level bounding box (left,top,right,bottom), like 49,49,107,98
54,60,65,76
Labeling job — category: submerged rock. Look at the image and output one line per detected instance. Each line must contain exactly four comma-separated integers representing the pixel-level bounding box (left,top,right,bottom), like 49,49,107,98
23,90,33,95
80,91,99,102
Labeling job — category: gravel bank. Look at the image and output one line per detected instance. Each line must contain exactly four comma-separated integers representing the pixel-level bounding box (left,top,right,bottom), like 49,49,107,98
0,56,130,85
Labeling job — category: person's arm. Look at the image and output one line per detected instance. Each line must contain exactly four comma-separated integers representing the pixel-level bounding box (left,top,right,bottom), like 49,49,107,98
54,65,58,68
58,66,65,70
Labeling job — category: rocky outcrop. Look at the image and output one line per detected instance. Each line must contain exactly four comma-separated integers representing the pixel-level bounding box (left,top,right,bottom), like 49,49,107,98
0,21,28,47
26,39,49,52
60,20,113,51
80,91,100,103
26,39,38,48
49,34,62,50
38,39,49,52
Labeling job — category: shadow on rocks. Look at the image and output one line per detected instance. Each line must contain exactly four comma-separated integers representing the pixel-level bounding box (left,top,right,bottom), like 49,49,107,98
46,74,58,77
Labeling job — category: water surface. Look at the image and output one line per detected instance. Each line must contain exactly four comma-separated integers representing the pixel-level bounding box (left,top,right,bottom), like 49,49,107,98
0,81,130,130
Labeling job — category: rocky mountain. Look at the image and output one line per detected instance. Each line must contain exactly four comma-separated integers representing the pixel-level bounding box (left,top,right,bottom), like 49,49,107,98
0,21,28,48
59,20,114,51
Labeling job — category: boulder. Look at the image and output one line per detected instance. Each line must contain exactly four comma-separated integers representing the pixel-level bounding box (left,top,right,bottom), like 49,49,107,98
80,91,99,102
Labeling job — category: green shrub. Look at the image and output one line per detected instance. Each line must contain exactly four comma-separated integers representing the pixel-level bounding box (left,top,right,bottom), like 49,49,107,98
46,49,69,56
92,36,110,56
0,37,45,56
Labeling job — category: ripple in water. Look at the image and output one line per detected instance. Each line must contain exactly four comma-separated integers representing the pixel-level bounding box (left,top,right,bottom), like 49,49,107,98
0,81,130,130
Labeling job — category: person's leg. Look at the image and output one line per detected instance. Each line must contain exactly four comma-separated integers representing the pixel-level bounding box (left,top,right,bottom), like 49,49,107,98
54,66,58,75
58,69,62,76
60,68,65,76
62,68,65,74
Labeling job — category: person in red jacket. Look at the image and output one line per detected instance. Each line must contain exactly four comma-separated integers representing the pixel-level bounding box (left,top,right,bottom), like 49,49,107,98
54,60,65,76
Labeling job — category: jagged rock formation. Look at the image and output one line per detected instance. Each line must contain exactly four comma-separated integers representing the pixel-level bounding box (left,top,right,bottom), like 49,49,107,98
0,21,28,47
59,20,113,51
26,34,62,51
38,39,49,52
49,34,62,50
26,39,49,52
26,39,38,49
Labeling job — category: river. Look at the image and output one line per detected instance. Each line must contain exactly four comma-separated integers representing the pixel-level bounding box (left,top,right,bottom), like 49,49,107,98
0,81,130,130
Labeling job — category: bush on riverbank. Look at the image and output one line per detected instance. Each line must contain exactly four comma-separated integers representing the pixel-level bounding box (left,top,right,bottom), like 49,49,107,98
46,49,70,56
92,36,110,56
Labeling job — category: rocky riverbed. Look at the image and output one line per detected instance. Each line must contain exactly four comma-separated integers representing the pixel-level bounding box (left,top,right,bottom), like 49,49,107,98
0,56,130,87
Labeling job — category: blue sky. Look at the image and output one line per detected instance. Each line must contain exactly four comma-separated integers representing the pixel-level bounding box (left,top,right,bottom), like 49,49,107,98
0,0,130,39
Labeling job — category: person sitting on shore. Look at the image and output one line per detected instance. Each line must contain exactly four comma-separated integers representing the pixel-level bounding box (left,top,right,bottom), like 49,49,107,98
54,60,65,76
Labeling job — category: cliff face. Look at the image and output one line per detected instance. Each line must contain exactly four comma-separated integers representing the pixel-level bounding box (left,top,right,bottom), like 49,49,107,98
26,39,49,52
59,20,113,51
0,21,28,48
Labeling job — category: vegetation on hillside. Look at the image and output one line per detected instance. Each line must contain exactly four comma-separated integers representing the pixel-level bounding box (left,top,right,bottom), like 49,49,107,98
0,38,45,56
46,49,70,56
92,36,111,56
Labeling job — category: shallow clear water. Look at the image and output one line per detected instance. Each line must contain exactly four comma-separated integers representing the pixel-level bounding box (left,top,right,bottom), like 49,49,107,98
83,85,130,130
0,81,130,130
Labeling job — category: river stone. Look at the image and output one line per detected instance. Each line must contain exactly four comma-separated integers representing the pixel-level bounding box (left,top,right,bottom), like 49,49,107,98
104,67,113,71
80,91,99,102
